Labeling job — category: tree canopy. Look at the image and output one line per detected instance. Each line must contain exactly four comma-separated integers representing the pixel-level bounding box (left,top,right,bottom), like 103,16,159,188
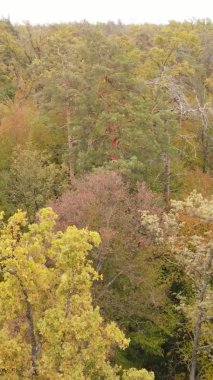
0,18,213,379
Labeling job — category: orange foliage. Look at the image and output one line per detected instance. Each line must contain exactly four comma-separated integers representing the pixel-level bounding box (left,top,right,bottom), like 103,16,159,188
0,102,34,144
181,167,213,198
179,213,213,236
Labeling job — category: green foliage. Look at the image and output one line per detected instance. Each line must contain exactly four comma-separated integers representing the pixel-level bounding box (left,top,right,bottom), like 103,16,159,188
0,19,28,101
0,207,154,379
1,18,213,378
0,146,68,219
141,191,213,379
122,368,154,380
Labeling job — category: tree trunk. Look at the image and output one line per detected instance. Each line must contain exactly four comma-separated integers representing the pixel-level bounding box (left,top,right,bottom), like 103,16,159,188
200,109,208,173
163,151,170,206
189,249,213,380
195,95,208,173
19,278,38,377
2,271,39,376
25,294,38,377
65,289,71,319
67,109,74,183
190,310,202,380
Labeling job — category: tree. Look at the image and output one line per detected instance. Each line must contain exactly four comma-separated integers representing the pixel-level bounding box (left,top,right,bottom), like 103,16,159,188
0,146,68,219
168,192,213,380
136,22,202,201
1,19,213,379
51,170,177,375
0,19,25,102
141,191,213,379
0,207,154,379
32,24,143,176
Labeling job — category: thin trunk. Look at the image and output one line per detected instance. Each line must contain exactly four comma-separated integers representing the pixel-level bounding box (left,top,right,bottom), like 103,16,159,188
65,289,71,319
1,270,39,376
189,250,213,380
200,110,208,173
19,281,38,377
67,109,74,183
164,151,170,206
96,271,123,301
56,288,72,374
195,95,208,173
190,311,202,380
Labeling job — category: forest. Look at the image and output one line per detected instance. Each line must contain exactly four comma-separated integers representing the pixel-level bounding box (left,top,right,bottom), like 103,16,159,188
0,18,213,379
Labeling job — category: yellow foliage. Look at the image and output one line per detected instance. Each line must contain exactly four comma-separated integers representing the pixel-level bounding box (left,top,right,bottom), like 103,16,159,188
0,208,154,379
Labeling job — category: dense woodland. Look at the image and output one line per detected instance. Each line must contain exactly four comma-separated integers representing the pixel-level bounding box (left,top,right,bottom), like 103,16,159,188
0,18,213,379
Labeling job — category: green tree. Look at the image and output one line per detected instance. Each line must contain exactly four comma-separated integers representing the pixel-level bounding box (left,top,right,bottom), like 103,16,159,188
141,191,213,379
0,146,67,219
168,193,213,380
33,25,143,175
0,207,154,379
0,18,31,102
136,22,202,200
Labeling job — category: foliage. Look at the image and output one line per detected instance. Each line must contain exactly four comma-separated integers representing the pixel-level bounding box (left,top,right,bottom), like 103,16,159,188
141,191,213,379
0,146,68,219
0,207,154,379
0,18,213,378
51,170,177,375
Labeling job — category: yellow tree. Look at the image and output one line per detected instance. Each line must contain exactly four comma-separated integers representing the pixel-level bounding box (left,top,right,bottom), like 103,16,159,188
0,208,154,380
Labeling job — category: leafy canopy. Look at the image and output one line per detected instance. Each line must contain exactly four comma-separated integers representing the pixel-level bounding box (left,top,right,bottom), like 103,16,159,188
0,207,154,380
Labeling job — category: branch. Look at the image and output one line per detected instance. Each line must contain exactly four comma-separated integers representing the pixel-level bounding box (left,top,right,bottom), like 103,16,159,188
96,271,123,301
